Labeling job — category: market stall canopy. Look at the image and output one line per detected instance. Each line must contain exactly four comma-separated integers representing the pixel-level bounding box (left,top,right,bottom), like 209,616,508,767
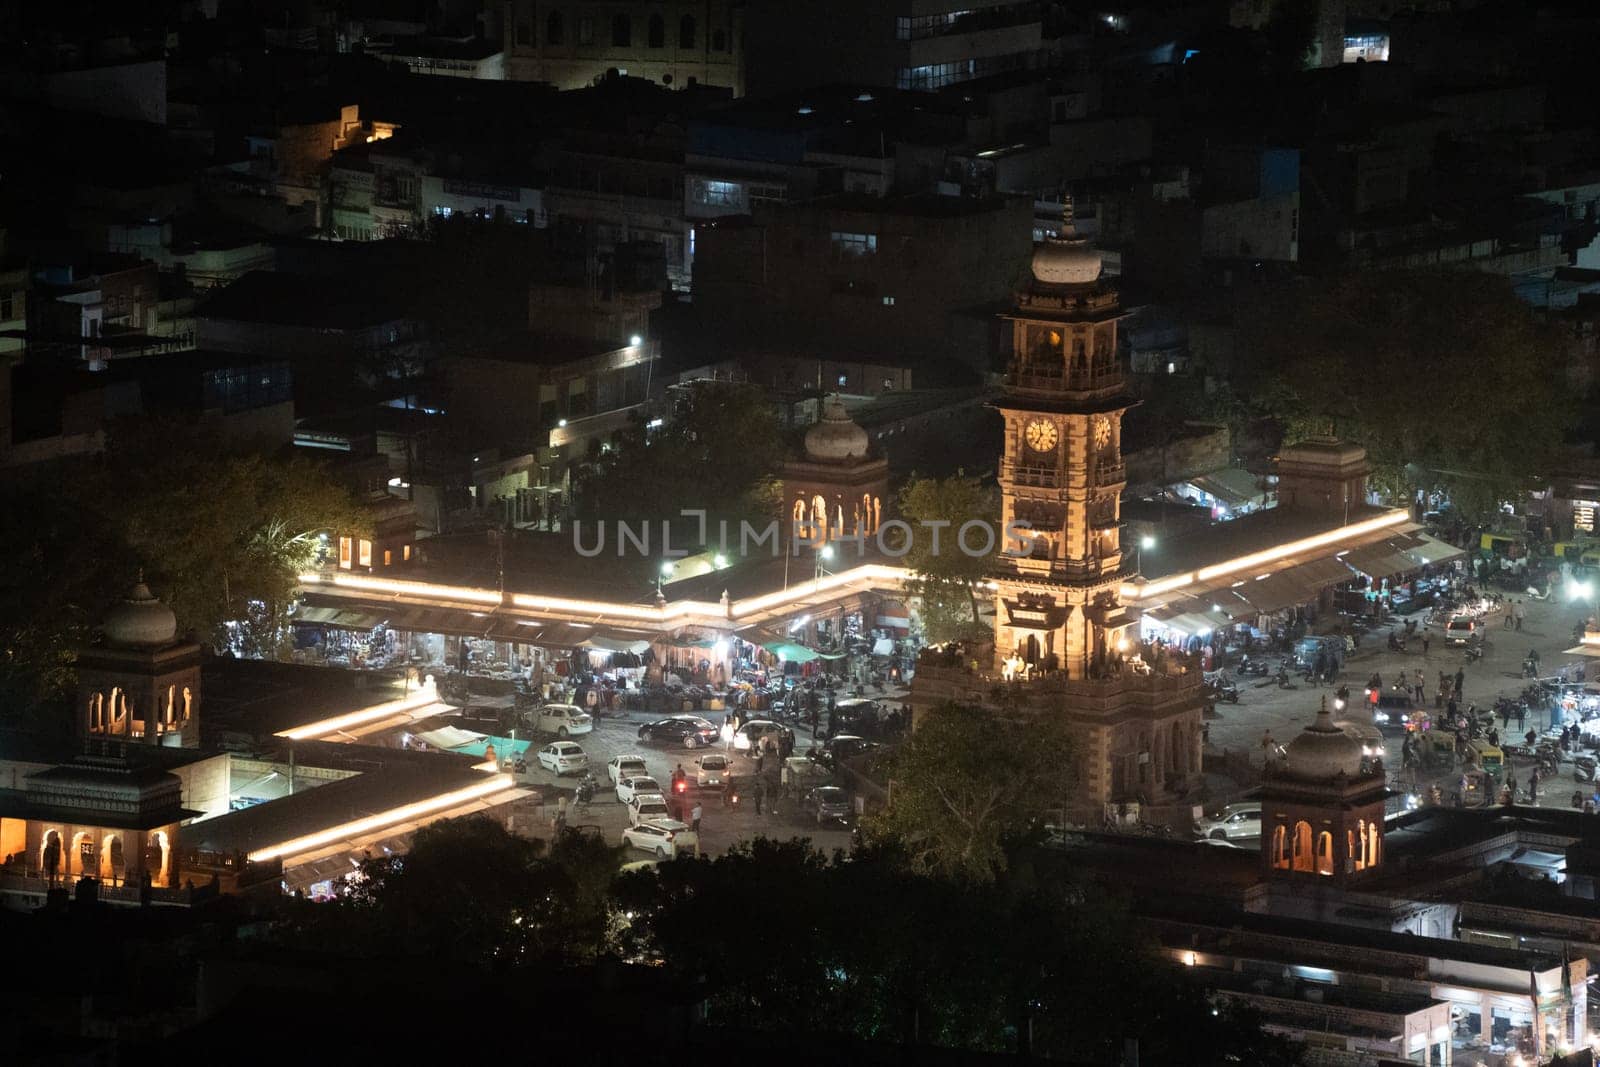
1164,612,1223,637
450,734,532,759
1187,468,1266,509
1341,538,1423,579
414,726,488,750
496,619,603,648
1404,535,1466,568
581,633,653,655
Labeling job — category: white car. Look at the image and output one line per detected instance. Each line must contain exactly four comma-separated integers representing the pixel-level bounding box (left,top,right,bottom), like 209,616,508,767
615,774,662,804
694,753,729,788
536,741,588,776
1444,616,1481,647
607,754,650,785
733,719,791,752
1193,802,1262,842
627,793,672,826
536,703,593,737
622,819,692,860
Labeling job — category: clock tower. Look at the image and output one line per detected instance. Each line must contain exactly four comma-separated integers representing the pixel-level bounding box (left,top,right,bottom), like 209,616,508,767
994,202,1134,679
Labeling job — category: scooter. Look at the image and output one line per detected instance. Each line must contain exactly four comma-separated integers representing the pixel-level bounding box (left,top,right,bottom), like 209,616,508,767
1205,680,1241,704
1275,666,1297,690
1464,644,1484,663
1575,756,1597,783
1237,657,1270,677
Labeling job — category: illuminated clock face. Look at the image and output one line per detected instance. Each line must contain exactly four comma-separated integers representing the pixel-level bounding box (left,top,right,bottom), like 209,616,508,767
1093,417,1112,449
1025,419,1059,453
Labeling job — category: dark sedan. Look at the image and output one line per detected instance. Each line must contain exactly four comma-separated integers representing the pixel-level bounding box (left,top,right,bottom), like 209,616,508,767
799,786,853,825
637,716,719,748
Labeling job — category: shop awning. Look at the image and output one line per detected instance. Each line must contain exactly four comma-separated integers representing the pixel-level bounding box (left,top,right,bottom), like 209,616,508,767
324,610,387,632
1233,571,1320,615
1404,535,1466,568
581,634,653,655
293,606,344,625
1342,540,1421,578
499,620,599,648
414,726,488,750
1164,612,1223,637
761,641,820,663
1189,467,1265,508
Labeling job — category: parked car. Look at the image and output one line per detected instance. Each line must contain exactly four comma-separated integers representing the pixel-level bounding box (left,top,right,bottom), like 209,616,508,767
734,719,793,752
622,819,692,860
628,793,673,826
1193,802,1262,842
536,703,593,737
1444,615,1482,647
536,741,588,776
799,785,853,825
822,734,882,766
832,698,882,735
638,716,718,748
615,774,662,804
694,753,730,788
607,754,650,785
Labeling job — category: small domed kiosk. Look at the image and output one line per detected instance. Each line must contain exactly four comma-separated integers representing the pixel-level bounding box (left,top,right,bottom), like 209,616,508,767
75,576,202,749
781,394,889,545
1261,698,1389,884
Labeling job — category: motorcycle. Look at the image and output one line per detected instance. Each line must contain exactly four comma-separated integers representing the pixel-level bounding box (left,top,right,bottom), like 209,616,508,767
1575,755,1597,783
1275,665,1297,690
1464,644,1483,663
1522,657,1541,679
1237,656,1270,677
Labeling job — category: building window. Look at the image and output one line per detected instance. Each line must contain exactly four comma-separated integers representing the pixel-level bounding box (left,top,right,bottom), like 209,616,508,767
547,11,565,44
831,231,877,258
896,52,1026,91
383,549,393,566
403,544,412,561
339,536,353,569
1575,501,1597,533
648,13,664,47
612,14,631,46
692,179,741,207
837,374,848,387
679,14,695,48
712,28,727,51
1291,820,1313,873
749,184,784,204
0,294,13,320
882,295,895,306
883,378,894,389
1315,831,1335,876
358,539,373,568
578,16,593,44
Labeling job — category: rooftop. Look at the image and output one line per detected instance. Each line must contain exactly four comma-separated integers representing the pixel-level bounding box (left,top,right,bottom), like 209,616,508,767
198,271,410,331
1136,504,1394,581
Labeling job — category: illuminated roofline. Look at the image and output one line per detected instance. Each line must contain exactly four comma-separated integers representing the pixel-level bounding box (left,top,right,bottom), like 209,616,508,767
246,773,516,862
1119,509,1411,602
275,678,445,741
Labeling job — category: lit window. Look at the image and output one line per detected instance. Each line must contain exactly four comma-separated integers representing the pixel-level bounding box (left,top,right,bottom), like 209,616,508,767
837,374,848,386
339,536,353,569
693,179,741,207
831,231,877,258
882,295,895,306
358,539,373,567
403,544,412,561
383,549,393,566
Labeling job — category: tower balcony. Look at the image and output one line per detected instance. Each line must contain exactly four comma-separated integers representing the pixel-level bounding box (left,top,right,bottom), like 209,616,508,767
1009,367,1126,395
1093,461,1125,486
1001,462,1065,489
913,661,1203,719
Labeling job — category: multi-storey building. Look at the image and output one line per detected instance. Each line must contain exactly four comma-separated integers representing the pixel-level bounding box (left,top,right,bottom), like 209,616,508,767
503,0,744,92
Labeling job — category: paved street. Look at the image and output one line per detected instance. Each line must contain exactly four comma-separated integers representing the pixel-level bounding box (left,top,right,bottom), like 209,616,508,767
1204,591,1595,816
506,711,857,859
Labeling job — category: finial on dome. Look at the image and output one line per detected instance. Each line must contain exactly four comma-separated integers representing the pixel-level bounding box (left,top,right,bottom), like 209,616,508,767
1061,193,1076,238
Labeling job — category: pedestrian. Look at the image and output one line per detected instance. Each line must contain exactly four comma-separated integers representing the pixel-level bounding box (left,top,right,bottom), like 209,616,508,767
1313,651,1328,687
690,801,703,832
1515,599,1526,631
1454,668,1465,701
754,778,765,815
1516,704,1526,730
1501,702,1511,730
1504,602,1514,629
1413,668,1425,704
1422,633,1430,656
1530,765,1541,802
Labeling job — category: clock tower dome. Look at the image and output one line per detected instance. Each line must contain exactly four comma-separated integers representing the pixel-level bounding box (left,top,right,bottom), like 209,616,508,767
994,200,1134,679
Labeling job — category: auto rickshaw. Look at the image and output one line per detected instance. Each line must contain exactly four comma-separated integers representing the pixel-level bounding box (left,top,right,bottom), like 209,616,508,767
1480,533,1526,560
1421,730,1457,771
1464,739,1504,786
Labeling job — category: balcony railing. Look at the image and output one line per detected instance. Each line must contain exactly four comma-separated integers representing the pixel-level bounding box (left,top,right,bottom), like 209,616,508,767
1010,369,1125,394
1094,461,1126,485
1003,462,1063,488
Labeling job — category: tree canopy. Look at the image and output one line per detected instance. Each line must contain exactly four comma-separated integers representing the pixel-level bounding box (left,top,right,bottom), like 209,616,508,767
1235,270,1575,519
0,421,365,721
574,380,784,536
894,472,998,645
862,701,1076,881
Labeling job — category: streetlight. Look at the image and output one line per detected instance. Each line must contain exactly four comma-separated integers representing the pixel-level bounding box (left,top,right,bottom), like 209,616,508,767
629,334,643,347
815,544,834,586
1137,534,1156,575
657,560,675,594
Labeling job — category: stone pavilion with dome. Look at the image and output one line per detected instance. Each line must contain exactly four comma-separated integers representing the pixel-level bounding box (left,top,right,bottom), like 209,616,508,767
781,394,890,545
75,577,202,749
1261,697,1390,884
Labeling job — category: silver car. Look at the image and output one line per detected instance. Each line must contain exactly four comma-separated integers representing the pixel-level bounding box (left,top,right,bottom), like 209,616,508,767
1193,803,1261,842
694,754,729,788
801,785,853,825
